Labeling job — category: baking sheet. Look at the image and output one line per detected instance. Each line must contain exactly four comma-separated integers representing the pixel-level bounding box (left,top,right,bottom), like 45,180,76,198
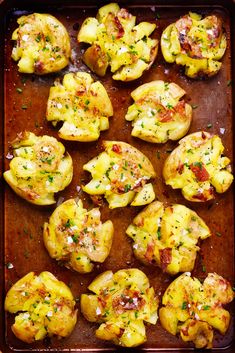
0,0,234,351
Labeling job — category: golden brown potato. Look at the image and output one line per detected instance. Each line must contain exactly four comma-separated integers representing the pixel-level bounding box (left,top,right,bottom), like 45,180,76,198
43,198,114,273
81,268,158,347
11,13,71,74
4,271,77,343
161,12,227,78
126,201,211,275
163,131,233,202
77,3,158,81
3,132,73,205
46,72,113,141
83,140,156,208
159,272,234,348
125,80,192,143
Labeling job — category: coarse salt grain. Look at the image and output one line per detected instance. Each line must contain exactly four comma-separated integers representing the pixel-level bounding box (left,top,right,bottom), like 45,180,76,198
67,236,73,244
220,127,225,134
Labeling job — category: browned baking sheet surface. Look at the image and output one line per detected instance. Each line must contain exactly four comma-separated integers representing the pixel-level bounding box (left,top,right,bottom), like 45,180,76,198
2,1,234,351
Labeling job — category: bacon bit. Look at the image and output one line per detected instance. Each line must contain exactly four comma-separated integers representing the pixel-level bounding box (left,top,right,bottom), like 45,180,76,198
114,16,125,39
112,144,121,154
159,110,173,122
34,60,44,73
89,195,104,207
145,242,155,263
24,189,39,200
90,90,98,97
117,327,125,338
118,8,132,20
112,290,145,315
190,163,209,182
192,187,214,201
175,100,186,115
160,248,172,271
177,163,184,175
201,131,207,139
75,88,86,96
181,326,189,336
98,296,107,308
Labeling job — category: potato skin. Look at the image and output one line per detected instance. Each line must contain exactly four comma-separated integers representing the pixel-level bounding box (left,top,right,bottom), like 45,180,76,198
159,272,234,348
161,12,227,78
83,140,156,208
126,201,211,275
81,268,158,347
163,131,233,202
46,72,113,142
11,13,71,74
43,198,114,273
125,80,192,143
4,271,77,343
77,3,158,81
3,131,73,205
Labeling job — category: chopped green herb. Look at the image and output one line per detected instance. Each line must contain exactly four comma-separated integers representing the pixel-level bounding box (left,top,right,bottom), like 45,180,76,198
124,184,131,193
181,301,188,310
72,234,79,243
157,228,161,240
65,219,74,228
207,123,212,128
202,305,210,310
215,232,222,237
16,87,23,94
35,34,42,42
21,104,27,110
202,265,206,273
227,80,232,87
47,175,53,183
192,104,198,109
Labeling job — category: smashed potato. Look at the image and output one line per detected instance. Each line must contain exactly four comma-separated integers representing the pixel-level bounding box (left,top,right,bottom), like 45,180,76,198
46,72,113,141
11,13,71,74
163,131,233,202
43,198,114,273
126,201,211,275
77,3,158,81
125,80,192,143
4,132,73,205
159,272,234,348
161,12,227,78
83,141,156,208
4,271,77,343
81,268,158,347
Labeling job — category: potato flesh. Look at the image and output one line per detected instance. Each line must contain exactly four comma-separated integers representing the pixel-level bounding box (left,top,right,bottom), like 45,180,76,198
81,268,158,347
77,3,158,81
163,131,233,202
83,140,156,208
125,80,192,143
161,12,227,78
46,72,113,141
4,271,77,343
126,201,211,275
159,272,234,348
3,131,73,205
12,13,71,74
43,198,114,273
